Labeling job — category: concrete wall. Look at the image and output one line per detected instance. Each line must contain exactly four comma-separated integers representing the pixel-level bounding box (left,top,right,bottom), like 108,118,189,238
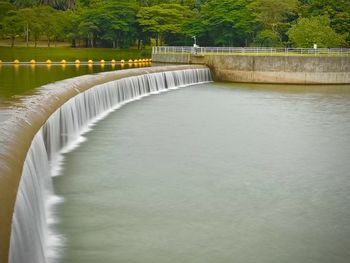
152,53,190,64
152,53,350,84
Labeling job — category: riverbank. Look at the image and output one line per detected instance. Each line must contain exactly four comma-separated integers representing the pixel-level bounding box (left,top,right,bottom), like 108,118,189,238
0,47,151,62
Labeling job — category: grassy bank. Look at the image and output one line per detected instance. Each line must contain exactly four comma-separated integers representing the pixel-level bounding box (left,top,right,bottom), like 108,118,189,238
0,47,151,62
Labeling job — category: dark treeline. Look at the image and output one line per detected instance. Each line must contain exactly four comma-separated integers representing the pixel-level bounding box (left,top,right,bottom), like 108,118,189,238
0,0,349,48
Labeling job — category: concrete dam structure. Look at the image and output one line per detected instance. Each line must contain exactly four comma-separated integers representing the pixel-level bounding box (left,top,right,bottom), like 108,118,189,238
1,49,349,263
152,51,350,84
0,65,212,263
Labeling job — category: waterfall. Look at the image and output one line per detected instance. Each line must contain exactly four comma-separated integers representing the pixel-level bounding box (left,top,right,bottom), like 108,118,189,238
9,68,212,263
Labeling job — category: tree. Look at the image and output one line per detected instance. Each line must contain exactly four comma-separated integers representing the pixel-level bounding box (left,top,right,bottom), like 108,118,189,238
100,0,138,48
288,16,347,48
39,6,61,47
137,3,192,46
1,11,23,47
75,0,137,48
0,0,16,38
199,0,256,46
252,0,298,45
300,0,350,45
0,0,15,20
255,30,281,47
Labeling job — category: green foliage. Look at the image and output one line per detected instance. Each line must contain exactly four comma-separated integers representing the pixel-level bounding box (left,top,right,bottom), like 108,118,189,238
1,11,22,46
300,0,350,43
1,0,349,47
255,30,281,47
198,0,256,46
74,0,137,48
0,0,15,20
252,0,298,45
288,16,348,48
137,3,192,45
10,0,76,10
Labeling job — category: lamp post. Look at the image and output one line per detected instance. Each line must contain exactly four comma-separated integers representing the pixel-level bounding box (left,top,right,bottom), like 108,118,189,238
192,36,198,54
192,36,197,46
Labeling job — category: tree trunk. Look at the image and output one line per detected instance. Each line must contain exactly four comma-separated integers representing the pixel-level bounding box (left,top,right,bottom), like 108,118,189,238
11,36,15,47
26,23,29,47
137,39,141,50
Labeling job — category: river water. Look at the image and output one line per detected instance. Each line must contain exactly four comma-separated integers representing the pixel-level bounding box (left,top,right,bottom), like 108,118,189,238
53,82,350,263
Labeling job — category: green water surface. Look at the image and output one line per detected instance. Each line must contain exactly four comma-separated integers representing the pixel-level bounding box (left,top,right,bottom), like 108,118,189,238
0,64,148,101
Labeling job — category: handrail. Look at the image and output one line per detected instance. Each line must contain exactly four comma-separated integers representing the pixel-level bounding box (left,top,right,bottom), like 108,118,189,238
152,46,350,56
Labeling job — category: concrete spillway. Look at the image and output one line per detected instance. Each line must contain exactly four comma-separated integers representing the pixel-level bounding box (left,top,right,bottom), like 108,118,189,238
0,65,212,263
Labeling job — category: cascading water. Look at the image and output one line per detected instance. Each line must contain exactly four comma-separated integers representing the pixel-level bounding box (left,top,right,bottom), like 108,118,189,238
9,68,212,263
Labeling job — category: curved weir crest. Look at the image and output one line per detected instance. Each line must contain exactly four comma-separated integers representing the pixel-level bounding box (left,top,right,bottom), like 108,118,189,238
8,68,212,263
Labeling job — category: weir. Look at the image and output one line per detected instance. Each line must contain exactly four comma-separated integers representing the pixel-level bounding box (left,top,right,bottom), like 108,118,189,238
0,66,212,263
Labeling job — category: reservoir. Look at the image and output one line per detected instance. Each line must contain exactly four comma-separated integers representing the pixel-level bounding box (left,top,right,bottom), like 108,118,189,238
53,82,350,263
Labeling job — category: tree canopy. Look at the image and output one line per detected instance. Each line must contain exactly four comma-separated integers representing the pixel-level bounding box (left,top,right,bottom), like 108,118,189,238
0,0,349,48
288,16,347,48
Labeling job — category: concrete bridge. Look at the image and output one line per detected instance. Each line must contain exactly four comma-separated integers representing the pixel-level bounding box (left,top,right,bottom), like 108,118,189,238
152,47,350,84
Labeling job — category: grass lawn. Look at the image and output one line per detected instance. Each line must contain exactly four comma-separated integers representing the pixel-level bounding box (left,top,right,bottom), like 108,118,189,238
0,47,151,62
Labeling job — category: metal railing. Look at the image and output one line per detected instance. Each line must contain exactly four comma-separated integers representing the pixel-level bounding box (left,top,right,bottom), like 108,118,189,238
152,46,350,56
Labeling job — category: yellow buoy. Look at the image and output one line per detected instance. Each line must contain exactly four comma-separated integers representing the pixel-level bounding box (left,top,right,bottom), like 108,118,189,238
46,59,52,64
145,59,149,62
61,59,67,64
120,59,125,64
88,59,93,64
0,60,2,64
134,59,138,63
75,59,80,64
30,59,36,64
142,59,146,62
111,59,116,64
128,59,133,63
13,59,20,64
149,58,152,62
100,59,105,64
